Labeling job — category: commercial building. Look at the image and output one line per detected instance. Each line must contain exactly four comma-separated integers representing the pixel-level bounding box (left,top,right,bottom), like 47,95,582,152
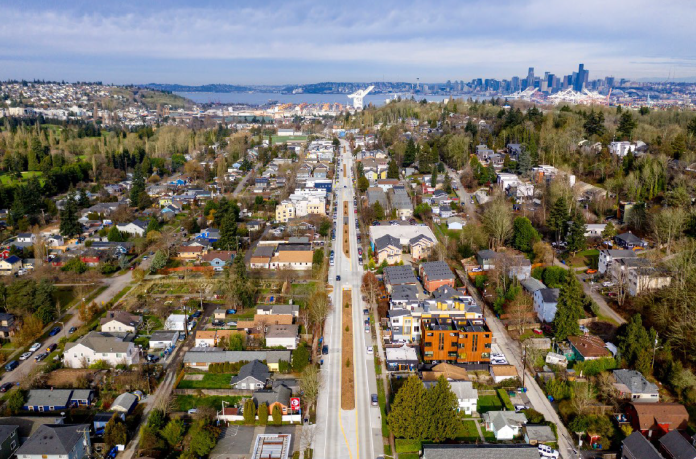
420,318,492,364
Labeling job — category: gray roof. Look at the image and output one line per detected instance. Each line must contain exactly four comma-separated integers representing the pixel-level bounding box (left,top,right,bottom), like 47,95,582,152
617,232,645,244
538,288,560,303
421,261,455,282
150,330,179,341
523,425,556,443
483,411,527,433
388,309,412,318
266,324,299,338
623,431,662,459
432,285,460,301
521,278,546,293
366,187,388,207
389,189,413,210
25,390,73,408
184,349,291,365
257,304,299,315
391,284,419,303
375,234,400,253
110,393,138,412
253,384,292,408
252,246,276,258
449,381,478,401
232,360,270,385
659,430,696,459
602,249,637,258
16,424,91,456
613,369,659,395
65,331,133,354
477,249,498,261
0,425,18,443
409,234,434,246
423,444,540,459
383,265,418,286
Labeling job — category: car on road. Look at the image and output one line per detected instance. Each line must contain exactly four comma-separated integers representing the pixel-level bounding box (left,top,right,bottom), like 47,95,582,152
19,352,33,361
48,326,61,337
367,346,373,354
46,343,57,353
336,275,341,281
0,382,14,392
188,409,197,415
29,342,42,353
357,248,363,256
4,361,18,372
34,352,48,362
371,394,378,406
515,404,529,412
586,269,597,274
365,324,370,333
322,345,329,355
538,445,559,459
69,327,77,334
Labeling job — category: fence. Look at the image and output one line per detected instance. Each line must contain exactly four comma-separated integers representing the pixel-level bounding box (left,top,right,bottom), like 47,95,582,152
173,388,253,396
218,414,302,423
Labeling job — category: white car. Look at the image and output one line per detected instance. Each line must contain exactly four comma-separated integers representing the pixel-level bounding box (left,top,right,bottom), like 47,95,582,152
227,321,237,327
19,352,33,361
29,342,42,353
602,281,615,287
367,346,373,354
538,445,559,458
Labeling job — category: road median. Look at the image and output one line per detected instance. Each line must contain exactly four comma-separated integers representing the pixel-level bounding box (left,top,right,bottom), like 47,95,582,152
341,287,355,409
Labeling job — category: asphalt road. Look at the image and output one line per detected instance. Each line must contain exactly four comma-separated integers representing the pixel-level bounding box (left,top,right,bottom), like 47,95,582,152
315,142,383,459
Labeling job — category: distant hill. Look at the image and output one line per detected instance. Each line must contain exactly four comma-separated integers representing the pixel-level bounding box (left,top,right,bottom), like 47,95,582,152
141,82,414,94
142,83,258,93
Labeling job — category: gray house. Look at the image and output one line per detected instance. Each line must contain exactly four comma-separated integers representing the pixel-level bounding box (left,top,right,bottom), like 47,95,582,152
613,369,659,403
659,430,696,459
231,360,270,390
253,384,292,411
622,431,662,459
15,424,91,459
110,392,138,414
0,426,18,459
533,288,559,323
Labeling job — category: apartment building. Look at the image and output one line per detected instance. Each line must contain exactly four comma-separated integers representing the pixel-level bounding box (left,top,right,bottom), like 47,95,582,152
421,318,492,364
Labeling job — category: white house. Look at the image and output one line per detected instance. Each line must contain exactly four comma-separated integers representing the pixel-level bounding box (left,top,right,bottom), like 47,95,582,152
100,311,141,333
609,141,636,158
266,324,299,350
149,330,179,349
584,224,607,238
64,332,139,368
164,314,188,332
598,249,637,275
449,381,479,415
16,233,36,244
116,220,148,237
483,411,528,440
533,288,559,323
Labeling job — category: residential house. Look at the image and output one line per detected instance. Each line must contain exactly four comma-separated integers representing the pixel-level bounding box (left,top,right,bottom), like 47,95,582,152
409,235,435,260
422,444,540,459
628,267,671,296
616,232,648,249
508,255,532,281
533,288,560,323
483,411,528,440
0,256,22,275
523,425,556,446
447,217,465,231
100,311,141,333
420,261,455,293
622,431,662,459
374,234,401,265
15,424,91,459
420,318,492,364
612,257,652,283
164,314,188,331
116,220,148,237
568,335,611,361
231,360,269,390
110,393,138,414
16,233,35,244
266,324,299,350
0,426,18,459
177,245,205,260
598,249,637,275
383,265,418,293
490,364,519,383
0,313,16,338
521,278,545,295
613,369,660,402
269,248,314,271
366,187,388,209
384,344,419,371
23,390,93,411
659,430,696,459
250,246,275,269
370,225,437,248
149,331,179,349
253,384,292,415
389,188,413,220
202,250,234,268
197,228,220,243
449,381,478,415
195,330,244,347
627,402,689,440
275,201,296,223
64,332,139,368
183,349,291,371
609,141,636,158
476,250,498,270
421,362,470,383
256,304,300,318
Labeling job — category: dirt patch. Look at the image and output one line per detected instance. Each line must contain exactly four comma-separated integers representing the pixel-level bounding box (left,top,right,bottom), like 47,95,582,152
341,288,355,410
45,369,99,387
343,201,350,258
183,374,205,380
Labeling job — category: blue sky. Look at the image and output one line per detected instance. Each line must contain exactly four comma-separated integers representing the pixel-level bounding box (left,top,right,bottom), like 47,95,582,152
1,0,695,85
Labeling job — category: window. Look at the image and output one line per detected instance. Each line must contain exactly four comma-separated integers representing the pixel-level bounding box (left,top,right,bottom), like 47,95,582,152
10,441,16,450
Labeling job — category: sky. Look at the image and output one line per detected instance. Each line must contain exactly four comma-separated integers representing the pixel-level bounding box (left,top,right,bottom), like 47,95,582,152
1,0,695,85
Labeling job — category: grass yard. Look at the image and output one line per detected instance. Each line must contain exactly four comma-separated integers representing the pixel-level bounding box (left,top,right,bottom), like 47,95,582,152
395,439,421,453
174,395,244,412
397,454,419,459
228,309,255,320
482,427,497,442
455,420,481,442
142,315,164,332
476,394,503,413
54,287,77,309
570,249,599,268
177,373,234,389
0,171,44,185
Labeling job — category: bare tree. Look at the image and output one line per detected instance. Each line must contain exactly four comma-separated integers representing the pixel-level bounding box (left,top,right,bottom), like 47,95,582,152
481,195,513,250
508,292,534,333
307,289,331,333
650,207,686,256
572,381,597,415
299,365,322,413
613,267,630,307
361,272,380,309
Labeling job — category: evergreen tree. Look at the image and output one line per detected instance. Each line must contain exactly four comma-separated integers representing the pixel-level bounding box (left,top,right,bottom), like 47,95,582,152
602,221,617,239
617,314,655,375
357,175,369,192
104,417,128,448
566,213,587,256
130,165,145,205
403,138,416,166
146,217,160,234
217,211,238,250
547,197,569,243
258,403,269,425
512,216,540,253
107,226,126,242
553,273,584,340
583,110,606,137
59,193,81,237
78,189,90,208
243,399,256,424
150,250,168,272
423,376,463,442
430,166,438,187
387,160,400,179
387,375,428,439
617,111,637,140
272,405,282,425
373,201,385,221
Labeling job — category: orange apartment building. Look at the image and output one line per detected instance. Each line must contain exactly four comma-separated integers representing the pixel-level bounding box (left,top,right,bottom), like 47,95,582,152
421,318,492,364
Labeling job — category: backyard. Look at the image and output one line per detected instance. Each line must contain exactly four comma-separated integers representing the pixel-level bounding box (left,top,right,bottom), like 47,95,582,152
177,373,234,389
174,395,245,412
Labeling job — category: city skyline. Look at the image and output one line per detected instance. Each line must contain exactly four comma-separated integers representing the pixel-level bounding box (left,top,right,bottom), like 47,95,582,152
1,0,696,85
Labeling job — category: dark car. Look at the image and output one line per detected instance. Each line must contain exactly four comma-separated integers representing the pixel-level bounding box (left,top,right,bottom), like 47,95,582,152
226,309,237,315
46,343,57,353
192,310,202,318
336,275,341,281
4,361,18,372
358,248,363,256
68,327,77,334
34,352,48,362
322,345,329,355
146,354,160,363
48,326,61,337
0,382,14,392
363,308,369,315
371,394,378,406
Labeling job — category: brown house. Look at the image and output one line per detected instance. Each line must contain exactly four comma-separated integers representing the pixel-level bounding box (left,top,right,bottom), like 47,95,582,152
420,318,492,364
627,402,689,440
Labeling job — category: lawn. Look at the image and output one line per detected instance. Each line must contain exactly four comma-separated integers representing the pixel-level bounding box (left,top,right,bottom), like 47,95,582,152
54,287,77,309
476,394,503,413
455,420,480,442
395,439,421,453
397,454,419,459
570,249,599,268
0,171,44,185
177,373,234,389
174,395,244,412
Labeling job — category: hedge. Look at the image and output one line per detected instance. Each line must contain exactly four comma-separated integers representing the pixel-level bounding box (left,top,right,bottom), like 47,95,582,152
497,388,515,411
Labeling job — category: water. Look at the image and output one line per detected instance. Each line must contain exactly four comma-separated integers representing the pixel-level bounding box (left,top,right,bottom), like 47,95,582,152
175,91,467,107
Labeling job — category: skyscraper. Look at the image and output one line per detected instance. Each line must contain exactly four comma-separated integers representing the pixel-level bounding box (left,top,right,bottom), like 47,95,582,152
574,64,588,91
526,67,534,90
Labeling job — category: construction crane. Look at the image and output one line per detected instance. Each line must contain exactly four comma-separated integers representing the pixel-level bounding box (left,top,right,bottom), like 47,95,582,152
507,87,538,100
347,85,374,110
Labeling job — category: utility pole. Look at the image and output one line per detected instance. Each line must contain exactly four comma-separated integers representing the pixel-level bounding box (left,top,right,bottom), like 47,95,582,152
522,345,527,389
651,332,660,369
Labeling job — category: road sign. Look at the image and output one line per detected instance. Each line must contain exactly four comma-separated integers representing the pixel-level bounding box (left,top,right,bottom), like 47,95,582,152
290,397,300,410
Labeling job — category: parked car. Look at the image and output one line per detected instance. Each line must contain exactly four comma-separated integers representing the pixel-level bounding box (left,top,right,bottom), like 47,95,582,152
48,326,61,336
0,382,14,392
363,308,369,315
19,352,33,361
367,346,373,354
602,281,615,287
371,394,378,406
322,345,329,355
146,354,160,363
336,275,341,281
192,310,202,318
357,248,363,256
226,309,237,315
29,342,41,353
538,445,559,459
227,321,237,327
4,361,18,372
46,343,57,353
68,327,77,334
34,352,48,362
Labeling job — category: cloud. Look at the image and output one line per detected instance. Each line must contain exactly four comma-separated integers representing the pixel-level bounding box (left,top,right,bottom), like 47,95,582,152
0,0,694,83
